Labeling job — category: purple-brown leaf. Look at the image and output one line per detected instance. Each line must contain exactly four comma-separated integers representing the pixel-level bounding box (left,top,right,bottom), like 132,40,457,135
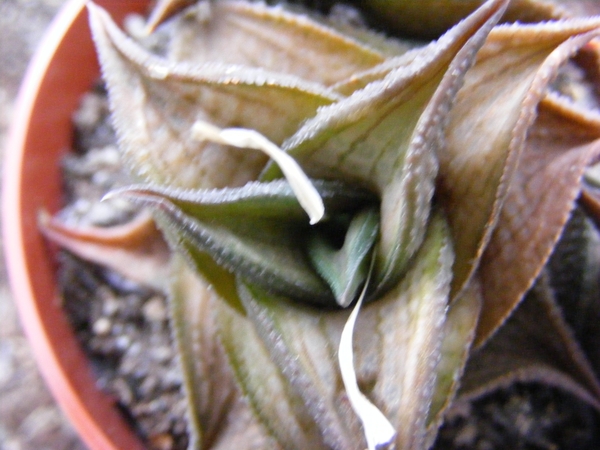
39,211,170,292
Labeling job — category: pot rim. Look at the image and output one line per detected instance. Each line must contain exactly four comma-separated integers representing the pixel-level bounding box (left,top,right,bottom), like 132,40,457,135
3,1,148,448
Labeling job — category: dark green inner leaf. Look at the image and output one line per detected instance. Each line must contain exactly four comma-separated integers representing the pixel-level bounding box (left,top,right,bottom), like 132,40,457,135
307,206,380,307
111,179,380,308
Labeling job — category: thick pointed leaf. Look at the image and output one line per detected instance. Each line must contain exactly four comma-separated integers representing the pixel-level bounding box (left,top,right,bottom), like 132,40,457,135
164,1,385,87
168,255,284,449
307,207,379,307
39,211,170,291
88,3,340,189
424,277,482,449
238,281,362,450
372,213,453,450
474,54,600,344
459,273,600,411
213,284,326,450
436,19,600,316
262,0,507,292
112,180,376,306
168,256,234,448
238,211,454,450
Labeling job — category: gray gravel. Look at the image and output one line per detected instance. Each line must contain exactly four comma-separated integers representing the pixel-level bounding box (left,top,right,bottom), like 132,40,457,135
0,1,87,449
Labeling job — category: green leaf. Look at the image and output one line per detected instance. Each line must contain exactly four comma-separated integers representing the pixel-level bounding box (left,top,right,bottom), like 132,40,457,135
213,284,327,450
262,0,507,293
88,2,340,189
111,180,376,306
168,255,234,448
168,255,283,449
307,207,379,307
238,211,454,450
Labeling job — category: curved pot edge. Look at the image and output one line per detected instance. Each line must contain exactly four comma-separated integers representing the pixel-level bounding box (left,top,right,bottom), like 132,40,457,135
3,1,149,449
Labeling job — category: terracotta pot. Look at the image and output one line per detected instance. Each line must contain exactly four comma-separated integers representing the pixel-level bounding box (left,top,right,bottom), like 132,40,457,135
3,1,150,448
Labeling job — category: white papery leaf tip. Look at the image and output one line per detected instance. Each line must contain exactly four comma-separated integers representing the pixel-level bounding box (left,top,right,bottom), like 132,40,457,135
339,266,396,450
191,120,325,224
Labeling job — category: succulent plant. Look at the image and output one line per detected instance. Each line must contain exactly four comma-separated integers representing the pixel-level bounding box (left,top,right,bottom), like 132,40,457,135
41,0,600,448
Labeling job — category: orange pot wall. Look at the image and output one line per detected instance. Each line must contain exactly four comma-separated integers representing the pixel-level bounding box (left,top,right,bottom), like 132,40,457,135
4,1,150,449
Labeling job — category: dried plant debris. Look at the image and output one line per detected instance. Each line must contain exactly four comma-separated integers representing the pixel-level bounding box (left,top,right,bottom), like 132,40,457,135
39,0,600,449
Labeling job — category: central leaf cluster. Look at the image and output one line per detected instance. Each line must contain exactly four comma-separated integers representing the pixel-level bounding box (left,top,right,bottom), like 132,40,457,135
116,179,380,309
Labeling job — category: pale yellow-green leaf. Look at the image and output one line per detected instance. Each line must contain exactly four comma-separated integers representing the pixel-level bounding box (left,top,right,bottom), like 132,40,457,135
238,282,362,450
372,213,453,450
168,256,233,448
213,286,326,450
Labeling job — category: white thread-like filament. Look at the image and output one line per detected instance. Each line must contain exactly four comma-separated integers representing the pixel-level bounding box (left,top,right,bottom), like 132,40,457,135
338,268,396,450
191,121,324,224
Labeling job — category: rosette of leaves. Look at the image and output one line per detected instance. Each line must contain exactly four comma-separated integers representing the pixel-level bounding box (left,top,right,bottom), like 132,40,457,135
40,0,600,449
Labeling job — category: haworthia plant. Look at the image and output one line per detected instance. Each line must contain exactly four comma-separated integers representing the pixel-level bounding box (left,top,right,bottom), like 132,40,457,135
39,0,600,448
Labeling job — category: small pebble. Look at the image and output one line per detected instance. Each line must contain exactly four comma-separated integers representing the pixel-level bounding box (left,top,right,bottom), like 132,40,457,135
102,295,120,316
73,92,106,129
127,342,142,357
139,375,159,397
19,406,62,438
149,433,174,450
92,317,111,336
115,335,131,350
111,378,134,406
143,297,167,323
0,341,15,386
151,346,172,363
